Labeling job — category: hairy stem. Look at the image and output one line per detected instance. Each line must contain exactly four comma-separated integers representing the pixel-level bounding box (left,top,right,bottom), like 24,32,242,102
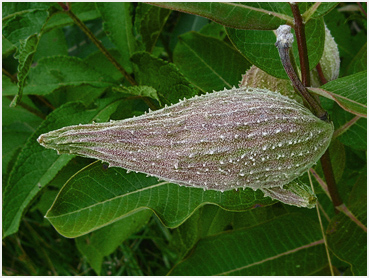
289,3,310,87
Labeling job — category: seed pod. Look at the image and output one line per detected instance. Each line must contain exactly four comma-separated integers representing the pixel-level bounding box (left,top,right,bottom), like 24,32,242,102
38,87,333,207
310,24,340,87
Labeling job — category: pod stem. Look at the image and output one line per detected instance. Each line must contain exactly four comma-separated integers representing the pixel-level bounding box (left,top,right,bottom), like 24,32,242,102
275,25,327,122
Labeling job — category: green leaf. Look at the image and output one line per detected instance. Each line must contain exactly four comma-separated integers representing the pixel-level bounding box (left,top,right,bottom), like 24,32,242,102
173,31,251,92
169,213,327,275
2,97,42,174
45,162,275,238
136,3,172,53
302,2,339,20
76,209,152,275
2,9,49,46
171,204,290,259
332,104,367,151
226,18,325,80
309,71,367,117
44,3,100,31
83,49,127,83
112,85,161,104
327,201,367,275
96,2,137,73
3,95,127,238
2,75,18,96
11,34,39,107
131,52,198,105
150,2,293,30
346,43,367,75
24,56,116,96
33,28,68,61
2,37,16,58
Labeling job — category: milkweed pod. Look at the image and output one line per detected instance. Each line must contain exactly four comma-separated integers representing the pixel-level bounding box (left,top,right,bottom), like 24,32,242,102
37,87,334,208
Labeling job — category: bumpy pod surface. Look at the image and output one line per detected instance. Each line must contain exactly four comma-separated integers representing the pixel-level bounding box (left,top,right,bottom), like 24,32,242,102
38,87,333,193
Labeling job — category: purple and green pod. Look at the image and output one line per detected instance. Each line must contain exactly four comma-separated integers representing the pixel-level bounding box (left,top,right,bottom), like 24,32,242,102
38,87,334,208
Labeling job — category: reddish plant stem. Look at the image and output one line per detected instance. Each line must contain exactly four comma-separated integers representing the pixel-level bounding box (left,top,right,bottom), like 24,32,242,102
316,63,328,85
289,3,310,87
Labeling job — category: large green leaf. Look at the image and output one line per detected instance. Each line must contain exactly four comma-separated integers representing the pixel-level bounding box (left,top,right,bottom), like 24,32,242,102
150,2,293,30
24,56,116,96
226,17,325,80
76,209,152,275
169,213,327,275
173,31,251,92
309,71,367,117
96,2,137,73
45,162,275,238
131,52,198,105
3,95,127,238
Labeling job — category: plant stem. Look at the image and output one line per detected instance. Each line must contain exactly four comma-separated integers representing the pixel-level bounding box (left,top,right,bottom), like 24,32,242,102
320,150,342,211
289,2,310,87
60,3,159,110
275,25,327,121
62,5,137,86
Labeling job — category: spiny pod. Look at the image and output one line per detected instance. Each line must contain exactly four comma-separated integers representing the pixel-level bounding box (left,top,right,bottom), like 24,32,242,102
38,87,334,208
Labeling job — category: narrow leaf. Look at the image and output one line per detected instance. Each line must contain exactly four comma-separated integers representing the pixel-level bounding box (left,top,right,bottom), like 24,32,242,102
11,34,39,107
173,31,251,92
149,2,293,30
45,162,275,238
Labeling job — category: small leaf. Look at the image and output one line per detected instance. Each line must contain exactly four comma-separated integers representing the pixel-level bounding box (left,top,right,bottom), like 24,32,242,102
346,43,367,75
24,56,116,96
45,162,274,238
96,2,137,73
173,31,251,92
150,2,293,30
112,85,161,104
75,209,152,275
308,71,367,117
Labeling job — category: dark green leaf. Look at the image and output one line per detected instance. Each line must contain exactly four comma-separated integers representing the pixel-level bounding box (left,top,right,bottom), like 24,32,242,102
131,52,198,105
24,56,116,96
45,162,275,238
2,75,18,96
173,31,251,92
33,28,68,61
169,213,327,275
150,2,293,30
346,43,367,75
327,201,367,275
309,71,367,117
136,3,171,53
75,210,152,275
96,2,137,73
113,85,161,104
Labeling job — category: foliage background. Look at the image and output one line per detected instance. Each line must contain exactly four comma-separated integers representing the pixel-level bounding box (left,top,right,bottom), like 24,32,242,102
2,2,367,275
